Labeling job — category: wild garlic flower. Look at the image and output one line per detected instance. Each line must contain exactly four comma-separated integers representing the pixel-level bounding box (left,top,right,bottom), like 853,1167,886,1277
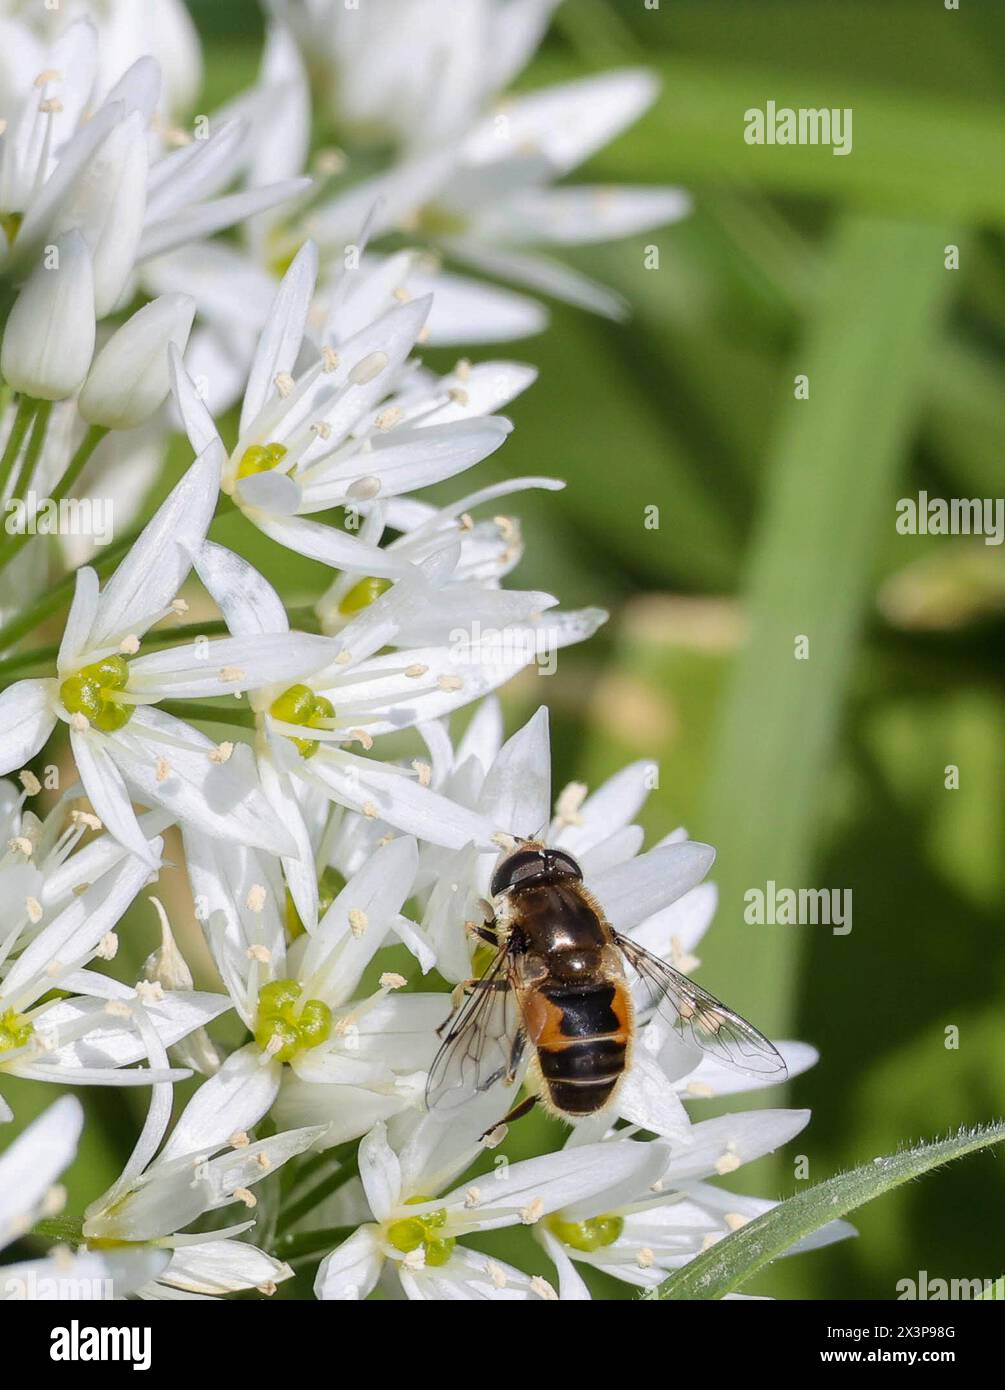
538,1114,854,1297
1,1096,170,1299
171,242,529,572
80,1024,326,1301
0,444,326,865
288,0,689,322
177,829,446,1150
0,17,308,305
1,0,203,121
196,539,599,930
314,1108,668,1301
0,829,227,1117
270,0,560,153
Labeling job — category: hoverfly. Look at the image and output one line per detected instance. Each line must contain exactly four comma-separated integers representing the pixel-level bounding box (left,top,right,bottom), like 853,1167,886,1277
426,841,786,1126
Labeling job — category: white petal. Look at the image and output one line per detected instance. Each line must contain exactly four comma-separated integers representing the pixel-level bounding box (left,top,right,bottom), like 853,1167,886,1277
1,1247,169,1300
629,881,718,960
449,239,628,319
157,1045,280,1163
464,68,659,175
90,439,223,646
0,1096,82,1246
3,848,157,1004
616,1053,692,1141
590,841,715,933
69,728,160,868
446,1140,662,1232
663,1109,812,1184
139,178,313,261
249,511,413,578
127,632,337,699
302,836,419,999
160,1239,292,1295
478,184,691,246
111,708,297,858
194,541,288,637
241,240,318,434
0,680,56,776
479,705,551,840
315,1226,384,1301
538,1228,592,1300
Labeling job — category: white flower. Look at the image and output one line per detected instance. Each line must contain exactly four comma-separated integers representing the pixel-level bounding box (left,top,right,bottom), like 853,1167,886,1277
81,1044,326,1300
272,0,560,153
171,242,529,572
315,1109,668,1300
1,230,95,400
78,293,196,430
0,826,231,1112
295,0,690,322
0,19,309,301
1,1096,170,1299
315,475,567,640
195,539,599,929
2,0,203,121
0,444,307,864
538,1115,855,1297
177,826,446,1150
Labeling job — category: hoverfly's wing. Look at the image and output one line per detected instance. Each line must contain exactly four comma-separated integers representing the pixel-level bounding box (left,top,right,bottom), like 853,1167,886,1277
425,946,525,1112
616,934,787,1078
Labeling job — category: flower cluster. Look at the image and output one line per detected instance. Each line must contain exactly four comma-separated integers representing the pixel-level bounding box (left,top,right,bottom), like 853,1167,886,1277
0,0,845,1302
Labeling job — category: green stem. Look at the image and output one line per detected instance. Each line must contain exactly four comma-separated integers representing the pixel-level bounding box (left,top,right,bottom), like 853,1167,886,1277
9,398,52,501
272,1225,355,1263
0,422,107,573
158,700,257,730
279,1151,360,1231
0,396,37,500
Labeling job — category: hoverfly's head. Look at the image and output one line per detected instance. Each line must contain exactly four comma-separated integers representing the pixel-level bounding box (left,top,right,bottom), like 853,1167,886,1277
490,841,584,897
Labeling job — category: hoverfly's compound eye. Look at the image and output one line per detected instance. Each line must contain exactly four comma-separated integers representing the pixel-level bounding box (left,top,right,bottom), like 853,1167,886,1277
491,845,584,896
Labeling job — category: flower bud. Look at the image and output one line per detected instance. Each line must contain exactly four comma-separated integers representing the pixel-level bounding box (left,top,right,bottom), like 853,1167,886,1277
0,230,96,400
79,294,196,430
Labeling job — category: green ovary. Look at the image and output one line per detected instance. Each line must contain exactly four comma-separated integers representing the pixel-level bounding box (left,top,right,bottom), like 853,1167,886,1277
0,1008,34,1054
546,1212,624,1253
387,1197,455,1267
413,204,469,238
1,211,23,247
237,441,289,479
285,865,346,941
254,978,332,1063
338,576,391,616
269,683,335,759
59,655,132,732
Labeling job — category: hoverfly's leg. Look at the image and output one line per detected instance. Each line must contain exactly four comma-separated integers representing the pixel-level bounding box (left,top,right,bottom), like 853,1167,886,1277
473,922,498,947
505,1030,527,1086
437,976,510,1038
480,1094,538,1140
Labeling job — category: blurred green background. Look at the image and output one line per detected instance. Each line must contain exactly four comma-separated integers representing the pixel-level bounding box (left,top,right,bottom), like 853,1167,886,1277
9,0,1005,1299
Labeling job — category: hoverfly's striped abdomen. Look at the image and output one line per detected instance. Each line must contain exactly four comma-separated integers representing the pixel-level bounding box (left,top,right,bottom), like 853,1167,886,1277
525,979,631,1116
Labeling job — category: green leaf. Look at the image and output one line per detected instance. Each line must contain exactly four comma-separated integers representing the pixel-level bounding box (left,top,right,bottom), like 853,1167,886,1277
699,215,958,1040
652,1120,1005,1300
